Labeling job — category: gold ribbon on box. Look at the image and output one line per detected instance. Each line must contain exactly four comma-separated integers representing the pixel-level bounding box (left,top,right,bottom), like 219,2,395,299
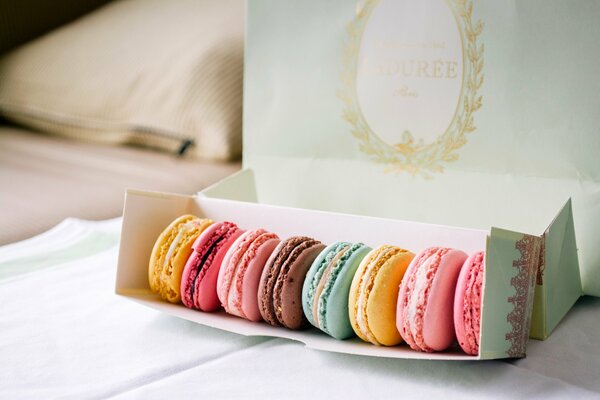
340,0,484,178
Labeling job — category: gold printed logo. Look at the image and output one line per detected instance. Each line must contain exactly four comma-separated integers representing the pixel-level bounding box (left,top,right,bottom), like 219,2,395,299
362,58,459,79
339,0,484,177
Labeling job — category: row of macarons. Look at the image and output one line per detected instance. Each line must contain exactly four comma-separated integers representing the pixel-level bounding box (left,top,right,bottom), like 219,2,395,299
148,215,484,355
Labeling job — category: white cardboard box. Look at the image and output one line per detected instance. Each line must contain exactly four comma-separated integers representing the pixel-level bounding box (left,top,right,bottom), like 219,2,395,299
116,170,544,360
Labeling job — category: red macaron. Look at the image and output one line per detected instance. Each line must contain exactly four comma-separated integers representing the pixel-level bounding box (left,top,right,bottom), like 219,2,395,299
397,247,468,352
180,221,243,311
454,251,485,355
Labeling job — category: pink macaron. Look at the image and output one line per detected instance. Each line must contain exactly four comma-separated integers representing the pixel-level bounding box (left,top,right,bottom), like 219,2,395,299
454,251,485,355
180,221,244,312
217,229,280,321
397,247,468,352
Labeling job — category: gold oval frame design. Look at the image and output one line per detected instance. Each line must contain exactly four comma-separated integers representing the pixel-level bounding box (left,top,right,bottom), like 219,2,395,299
339,0,484,178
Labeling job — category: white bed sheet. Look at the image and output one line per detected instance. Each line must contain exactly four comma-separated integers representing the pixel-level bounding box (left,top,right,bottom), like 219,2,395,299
1,218,599,399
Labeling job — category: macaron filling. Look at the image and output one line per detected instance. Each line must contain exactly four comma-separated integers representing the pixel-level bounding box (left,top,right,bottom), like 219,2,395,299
316,243,364,335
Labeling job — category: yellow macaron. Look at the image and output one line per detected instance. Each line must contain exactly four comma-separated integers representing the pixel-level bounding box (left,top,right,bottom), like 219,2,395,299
349,245,415,346
148,215,213,303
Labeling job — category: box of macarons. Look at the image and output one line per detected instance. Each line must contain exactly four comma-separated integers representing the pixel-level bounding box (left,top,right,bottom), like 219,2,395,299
116,1,599,361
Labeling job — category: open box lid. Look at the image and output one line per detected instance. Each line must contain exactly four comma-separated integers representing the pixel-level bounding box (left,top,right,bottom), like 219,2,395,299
225,0,599,300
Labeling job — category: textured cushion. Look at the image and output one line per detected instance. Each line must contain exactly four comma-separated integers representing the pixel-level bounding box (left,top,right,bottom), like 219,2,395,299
0,0,244,161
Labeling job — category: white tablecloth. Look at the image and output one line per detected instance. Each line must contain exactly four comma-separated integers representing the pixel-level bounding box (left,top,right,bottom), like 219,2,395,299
1,218,599,399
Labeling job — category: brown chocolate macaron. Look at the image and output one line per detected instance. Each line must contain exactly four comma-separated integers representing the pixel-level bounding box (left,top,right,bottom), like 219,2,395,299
258,236,325,329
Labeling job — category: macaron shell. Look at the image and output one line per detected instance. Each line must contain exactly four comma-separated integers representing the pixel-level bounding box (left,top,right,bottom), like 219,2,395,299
277,243,325,329
422,249,468,351
195,228,244,311
323,245,371,340
366,251,414,346
240,238,280,322
454,251,484,355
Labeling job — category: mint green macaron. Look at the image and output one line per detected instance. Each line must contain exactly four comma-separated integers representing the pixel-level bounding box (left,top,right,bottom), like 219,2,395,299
302,242,372,339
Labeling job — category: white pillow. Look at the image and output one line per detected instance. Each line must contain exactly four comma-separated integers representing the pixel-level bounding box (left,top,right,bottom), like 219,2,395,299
0,0,244,160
